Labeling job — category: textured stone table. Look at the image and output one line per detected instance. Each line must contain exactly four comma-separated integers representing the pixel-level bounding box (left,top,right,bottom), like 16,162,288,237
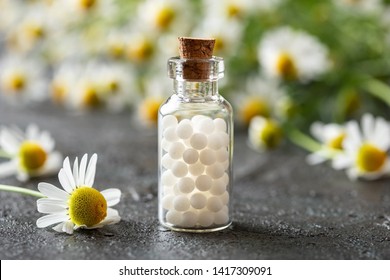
1,101,390,260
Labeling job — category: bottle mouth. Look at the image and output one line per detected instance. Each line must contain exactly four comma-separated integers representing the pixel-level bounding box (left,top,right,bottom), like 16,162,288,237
167,56,224,81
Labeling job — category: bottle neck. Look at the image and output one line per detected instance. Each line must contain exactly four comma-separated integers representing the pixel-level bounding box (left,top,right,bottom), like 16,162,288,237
174,80,219,101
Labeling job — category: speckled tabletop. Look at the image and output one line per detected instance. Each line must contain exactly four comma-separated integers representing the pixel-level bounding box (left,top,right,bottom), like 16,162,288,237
1,101,390,260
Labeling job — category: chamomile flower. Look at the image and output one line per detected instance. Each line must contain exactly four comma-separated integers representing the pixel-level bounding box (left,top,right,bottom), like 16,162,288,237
235,76,286,126
36,154,121,234
258,26,330,82
248,116,283,151
332,114,390,180
0,124,62,182
307,122,346,165
126,31,156,64
0,55,47,104
202,0,257,21
50,62,81,106
135,0,191,33
192,16,243,56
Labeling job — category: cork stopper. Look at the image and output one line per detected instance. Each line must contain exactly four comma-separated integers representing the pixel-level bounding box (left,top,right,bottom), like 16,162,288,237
178,37,215,59
178,37,216,80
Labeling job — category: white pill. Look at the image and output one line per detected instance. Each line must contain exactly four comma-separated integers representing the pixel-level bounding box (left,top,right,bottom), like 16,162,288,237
220,191,230,205
216,148,229,162
166,210,181,225
188,161,205,176
171,161,188,177
162,153,174,169
214,118,227,132
163,185,174,195
161,139,170,152
206,163,225,179
221,160,229,171
199,149,216,165
195,174,212,191
190,133,207,150
210,177,227,195
191,115,207,125
176,177,195,193
162,194,174,210
161,115,178,130
197,211,214,227
163,126,178,142
217,131,229,147
206,196,223,212
168,142,185,159
207,133,223,150
190,193,207,209
161,170,177,186
183,149,199,164
197,117,214,134
214,209,229,225
220,173,229,186
180,211,198,227
173,195,190,212
176,119,193,139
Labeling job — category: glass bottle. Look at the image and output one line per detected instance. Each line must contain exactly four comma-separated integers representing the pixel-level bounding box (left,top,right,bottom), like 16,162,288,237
158,39,233,232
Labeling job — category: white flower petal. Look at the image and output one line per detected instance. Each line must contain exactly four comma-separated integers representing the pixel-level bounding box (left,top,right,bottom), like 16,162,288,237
63,157,76,189
38,182,70,199
62,221,75,234
0,128,20,154
362,113,374,140
306,152,328,165
37,203,67,214
332,154,352,170
52,222,65,233
344,121,362,149
78,154,88,186
84,153,97,187
101,188,121,207
37,198,68,208
26,124,39,140
0,160,17,178
39,131,55,152
36,213,68,228
88,208,121,229
58,169,74,193
37,151,63,177
73,157,79,186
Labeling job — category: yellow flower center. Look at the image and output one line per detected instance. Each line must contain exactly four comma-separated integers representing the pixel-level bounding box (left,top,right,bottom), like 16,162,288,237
139,97,163,126
155,7,175,29
240,98,270,125
227,4,241,19
327,133,345,150
214,37,225,54
108,43,125,59
68,186,107,227
82,86,101,108
127,39,154,62
276,52,297,80
19,141,47,171
51,82,67,104
107,80,119,93
79,0,96,10
4,73,26,92
25,23,45,40
259,120,283,149
356,143,387,172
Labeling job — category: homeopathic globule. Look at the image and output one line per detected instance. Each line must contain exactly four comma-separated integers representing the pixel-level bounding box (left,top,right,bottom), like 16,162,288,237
158,37,233,232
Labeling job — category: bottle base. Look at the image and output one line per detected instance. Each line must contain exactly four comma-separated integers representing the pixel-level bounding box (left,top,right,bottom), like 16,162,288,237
159,221,232,233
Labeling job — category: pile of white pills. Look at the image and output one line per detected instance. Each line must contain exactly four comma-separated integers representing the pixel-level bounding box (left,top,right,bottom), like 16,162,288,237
160,114,230,228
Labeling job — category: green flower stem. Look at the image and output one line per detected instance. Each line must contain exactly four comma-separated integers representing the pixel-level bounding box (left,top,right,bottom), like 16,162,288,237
362,79,390,107
0,150,12,158
0,184,45,198
287,129,322,153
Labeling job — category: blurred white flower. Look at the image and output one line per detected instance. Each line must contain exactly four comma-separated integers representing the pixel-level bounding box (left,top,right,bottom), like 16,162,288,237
135,0,192,33
0,124,62,182
333,0,383,14
126,30,157,64
202,0,257,21
0,54,47,104
192,17,243,56
36,154,121,234
234,76,286,126
248,116,283,151
307,122,346,165
258,26,330,82
332,114,390,180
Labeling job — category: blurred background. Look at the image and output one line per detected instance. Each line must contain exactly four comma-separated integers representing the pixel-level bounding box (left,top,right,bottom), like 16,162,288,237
1,0,390,141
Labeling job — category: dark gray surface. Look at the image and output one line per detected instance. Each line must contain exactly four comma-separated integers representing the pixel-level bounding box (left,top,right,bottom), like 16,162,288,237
0,101,390,260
